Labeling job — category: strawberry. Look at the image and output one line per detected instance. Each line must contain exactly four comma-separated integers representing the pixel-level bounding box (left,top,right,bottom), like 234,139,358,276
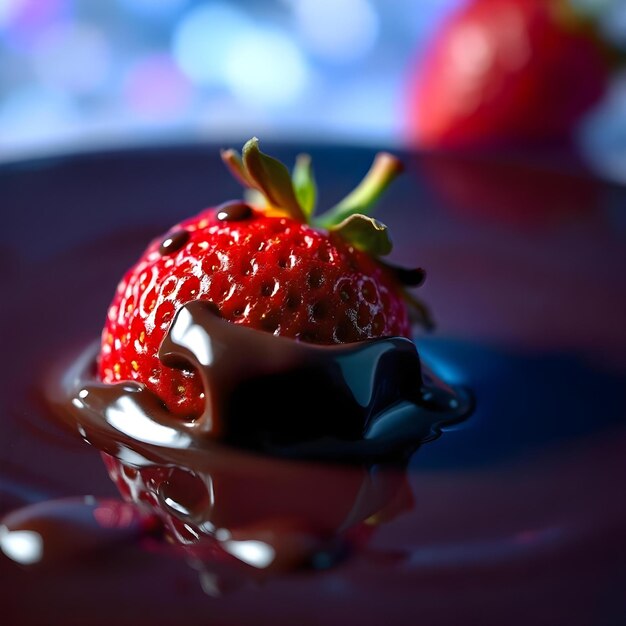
407,0,609,148
98,139,431,418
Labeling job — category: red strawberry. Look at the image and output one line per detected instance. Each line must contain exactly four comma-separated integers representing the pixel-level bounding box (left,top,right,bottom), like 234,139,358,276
99,139,431,418
407,0,609,148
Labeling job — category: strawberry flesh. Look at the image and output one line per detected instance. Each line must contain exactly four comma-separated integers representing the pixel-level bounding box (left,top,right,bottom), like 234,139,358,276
99,206,411,418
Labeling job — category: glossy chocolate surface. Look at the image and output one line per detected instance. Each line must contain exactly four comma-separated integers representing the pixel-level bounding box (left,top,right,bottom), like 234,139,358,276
60,301,469,461
158,229,190,255
215,200,253,222
1,144,625,625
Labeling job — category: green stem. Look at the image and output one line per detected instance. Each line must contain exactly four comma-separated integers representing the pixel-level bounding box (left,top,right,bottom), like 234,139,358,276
242,138,306,223
315,152,404,229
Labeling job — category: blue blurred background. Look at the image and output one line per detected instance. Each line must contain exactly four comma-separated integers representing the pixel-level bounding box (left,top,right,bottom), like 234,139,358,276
0,0,625,180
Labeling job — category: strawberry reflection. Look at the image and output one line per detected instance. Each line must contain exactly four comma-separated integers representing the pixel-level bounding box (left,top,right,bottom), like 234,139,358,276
102,449,413,586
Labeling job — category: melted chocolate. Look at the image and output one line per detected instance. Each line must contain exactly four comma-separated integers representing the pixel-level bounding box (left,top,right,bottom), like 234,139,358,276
46,303,442,572
59,301,470,462
46,300,469,571
158,230,190,255
216,201,253,222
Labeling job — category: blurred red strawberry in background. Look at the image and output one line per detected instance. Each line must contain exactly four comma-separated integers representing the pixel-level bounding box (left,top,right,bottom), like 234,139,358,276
407,0,611,148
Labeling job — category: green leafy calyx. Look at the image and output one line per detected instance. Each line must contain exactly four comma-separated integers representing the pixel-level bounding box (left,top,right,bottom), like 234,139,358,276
221,138,432,329
221,138,403,254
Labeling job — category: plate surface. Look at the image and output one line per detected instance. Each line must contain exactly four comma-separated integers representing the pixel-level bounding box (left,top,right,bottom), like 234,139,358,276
1,144,625,625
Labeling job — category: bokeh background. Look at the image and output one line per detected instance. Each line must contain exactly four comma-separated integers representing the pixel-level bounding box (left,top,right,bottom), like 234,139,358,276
1,0,625,180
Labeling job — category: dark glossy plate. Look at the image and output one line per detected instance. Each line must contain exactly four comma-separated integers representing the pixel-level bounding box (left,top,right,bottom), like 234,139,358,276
1,144,625,626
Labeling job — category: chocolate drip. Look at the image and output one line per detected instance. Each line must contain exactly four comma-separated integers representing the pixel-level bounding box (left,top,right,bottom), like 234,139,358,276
216,201,253,222
60,301,471,462
158,230,190,255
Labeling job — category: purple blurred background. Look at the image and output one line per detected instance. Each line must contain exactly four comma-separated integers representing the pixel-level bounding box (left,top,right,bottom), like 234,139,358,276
0,0,625,180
